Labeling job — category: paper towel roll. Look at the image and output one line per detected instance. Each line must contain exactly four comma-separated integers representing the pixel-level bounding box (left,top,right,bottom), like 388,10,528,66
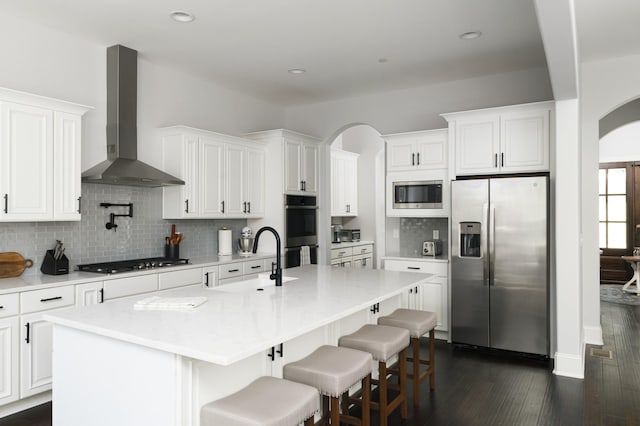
218,228,232,256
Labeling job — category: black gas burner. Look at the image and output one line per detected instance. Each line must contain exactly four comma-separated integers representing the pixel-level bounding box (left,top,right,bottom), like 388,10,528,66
77,257,189,274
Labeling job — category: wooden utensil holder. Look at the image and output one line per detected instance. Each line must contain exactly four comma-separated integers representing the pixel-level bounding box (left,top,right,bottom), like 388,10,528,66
40,250,69,275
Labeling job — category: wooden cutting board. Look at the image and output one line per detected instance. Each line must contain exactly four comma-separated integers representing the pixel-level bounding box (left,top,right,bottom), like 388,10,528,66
0,252,34,278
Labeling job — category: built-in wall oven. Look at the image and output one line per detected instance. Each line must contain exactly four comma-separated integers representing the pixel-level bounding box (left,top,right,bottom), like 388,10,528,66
284,195,318,268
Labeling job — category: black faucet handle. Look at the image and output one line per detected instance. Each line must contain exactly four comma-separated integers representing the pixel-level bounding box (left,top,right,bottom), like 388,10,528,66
271,261,276,275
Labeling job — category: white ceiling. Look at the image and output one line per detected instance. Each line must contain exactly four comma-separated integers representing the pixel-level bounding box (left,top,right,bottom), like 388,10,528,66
576,0,640,62
3,0,547,106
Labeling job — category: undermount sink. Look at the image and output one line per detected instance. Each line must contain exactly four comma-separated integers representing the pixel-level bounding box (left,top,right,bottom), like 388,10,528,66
214,274,298,293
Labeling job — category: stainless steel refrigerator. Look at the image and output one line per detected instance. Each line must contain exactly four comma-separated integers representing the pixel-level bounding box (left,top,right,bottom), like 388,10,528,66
451,175,549,356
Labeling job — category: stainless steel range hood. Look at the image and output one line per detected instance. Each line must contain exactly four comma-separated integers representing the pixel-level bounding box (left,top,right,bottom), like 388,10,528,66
82,45,184,187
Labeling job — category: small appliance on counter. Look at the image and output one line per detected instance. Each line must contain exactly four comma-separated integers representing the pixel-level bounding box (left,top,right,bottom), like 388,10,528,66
238,226,255,256
422,240,442,256
338,229,361,243
218,227,232,256
331,225,343,243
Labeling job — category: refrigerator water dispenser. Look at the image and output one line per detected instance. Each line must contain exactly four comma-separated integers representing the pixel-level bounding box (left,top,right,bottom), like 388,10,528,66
459,222,481,257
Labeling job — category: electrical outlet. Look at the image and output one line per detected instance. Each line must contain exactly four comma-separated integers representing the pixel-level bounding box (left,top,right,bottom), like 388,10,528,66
433,230,440,240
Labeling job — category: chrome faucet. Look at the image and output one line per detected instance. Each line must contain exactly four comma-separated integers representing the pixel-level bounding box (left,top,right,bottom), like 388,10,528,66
252,226,282,286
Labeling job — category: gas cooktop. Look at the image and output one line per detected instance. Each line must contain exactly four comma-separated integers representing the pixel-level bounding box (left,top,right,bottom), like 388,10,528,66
77,258,189,274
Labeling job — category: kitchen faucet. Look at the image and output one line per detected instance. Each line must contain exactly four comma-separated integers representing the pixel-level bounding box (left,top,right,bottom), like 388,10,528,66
252,226,282,286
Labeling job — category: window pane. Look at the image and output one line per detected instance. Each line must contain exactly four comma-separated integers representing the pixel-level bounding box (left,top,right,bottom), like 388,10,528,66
608,168,626,194
608,223,627,248
600,222,607,248
599,169,607,195
599,196,607,221
607,195,626,221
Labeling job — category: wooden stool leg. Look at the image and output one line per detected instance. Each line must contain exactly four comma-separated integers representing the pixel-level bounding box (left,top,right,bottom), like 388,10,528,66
413,337,420,405
429,329,436,391
399,347,408,419
322,395,330,425
379,361,388,426
330,396,340,425
305,416,315,426
362,374,371,426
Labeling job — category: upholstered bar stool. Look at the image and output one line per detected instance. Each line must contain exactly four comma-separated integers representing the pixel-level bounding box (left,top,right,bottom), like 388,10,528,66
284,345,372,425
377,308,437,406
339,324,410,426
200,376,319,426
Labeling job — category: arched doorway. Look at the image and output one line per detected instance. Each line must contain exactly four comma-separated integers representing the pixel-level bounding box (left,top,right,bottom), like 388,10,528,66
319,124,386,267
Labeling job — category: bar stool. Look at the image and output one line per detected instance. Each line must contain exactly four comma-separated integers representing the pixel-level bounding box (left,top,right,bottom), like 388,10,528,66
200,376,319,426
284,345,372,425
339,324,410,426
377,308,437,406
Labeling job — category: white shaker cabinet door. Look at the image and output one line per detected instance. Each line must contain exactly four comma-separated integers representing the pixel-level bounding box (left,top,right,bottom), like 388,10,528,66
283,139,302,193
246,147,265,217
386,140,415,172
53,112,82,221
0,317,19,406
75,282,104,307
301,143,318,195
454,116,500,176
500,109,550,173
417,277,448,332
200,137,225,217
20,312,54,398
225,144,246,216
0,102,53,221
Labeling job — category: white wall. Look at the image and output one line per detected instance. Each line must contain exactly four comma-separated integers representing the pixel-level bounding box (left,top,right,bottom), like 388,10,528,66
581,53,640,347
599,121,640,162
284,67,553,138
0,13,285,172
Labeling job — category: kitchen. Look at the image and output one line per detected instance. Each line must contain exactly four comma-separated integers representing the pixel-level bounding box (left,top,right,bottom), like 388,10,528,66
0,0,631,424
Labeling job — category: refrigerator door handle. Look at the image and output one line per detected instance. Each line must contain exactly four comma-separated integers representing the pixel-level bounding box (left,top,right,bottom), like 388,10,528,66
483,202,490,286
489,203,496,286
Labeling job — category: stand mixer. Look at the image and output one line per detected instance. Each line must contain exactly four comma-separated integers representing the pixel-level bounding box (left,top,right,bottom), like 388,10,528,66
238,226,255,256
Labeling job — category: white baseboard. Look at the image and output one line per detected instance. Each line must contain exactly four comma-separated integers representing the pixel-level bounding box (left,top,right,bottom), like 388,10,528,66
584,325,603,346
553,351,584,379
0,391,51,419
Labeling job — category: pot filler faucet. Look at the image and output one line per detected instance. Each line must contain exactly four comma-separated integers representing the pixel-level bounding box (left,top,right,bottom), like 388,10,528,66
252,226,282,286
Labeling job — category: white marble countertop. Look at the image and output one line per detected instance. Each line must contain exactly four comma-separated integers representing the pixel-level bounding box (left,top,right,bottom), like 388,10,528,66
0,252,277,294
45,264,431,366
330,240,374,249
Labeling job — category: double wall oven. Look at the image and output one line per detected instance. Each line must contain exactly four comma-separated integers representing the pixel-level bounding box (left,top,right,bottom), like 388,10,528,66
284,195,318,268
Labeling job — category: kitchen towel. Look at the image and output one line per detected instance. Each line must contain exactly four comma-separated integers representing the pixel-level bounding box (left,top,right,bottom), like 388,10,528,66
300,246,311,266
134,296,207,311
218,228,232,256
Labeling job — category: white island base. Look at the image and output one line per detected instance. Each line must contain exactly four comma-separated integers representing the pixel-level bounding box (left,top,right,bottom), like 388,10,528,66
47,265,430,426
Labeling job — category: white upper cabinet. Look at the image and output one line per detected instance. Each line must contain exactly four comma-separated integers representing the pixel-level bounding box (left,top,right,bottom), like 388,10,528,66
385,129,447,172
331,149,359,217
161,126,265,219
283,134,320,195
0,88,90,222
442,101,553,176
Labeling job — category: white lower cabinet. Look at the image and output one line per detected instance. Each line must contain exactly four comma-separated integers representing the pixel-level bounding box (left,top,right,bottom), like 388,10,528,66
75,281,104,306
331,243,374,268
202,266,218,288
0,317,18,405
384,259,448,332
20,311,55,398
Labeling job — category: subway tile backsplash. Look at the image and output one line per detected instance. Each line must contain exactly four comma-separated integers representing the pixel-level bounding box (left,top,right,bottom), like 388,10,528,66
0,184,246,274
398,217,449,257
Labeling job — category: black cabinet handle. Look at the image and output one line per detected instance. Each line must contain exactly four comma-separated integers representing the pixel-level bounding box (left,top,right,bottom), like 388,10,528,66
99,288,104,303
185,199,189,213
25,323,30,344
370,303,380,314
407,266,421,270
221,201,225,213
417,152,420,165
247,202,251,214
77,196,82,214
243,202,247,213
228,269,239,273
276,343,284,358
415,286,419,294
501,152,504,167
412,153,415,166
0,306,3,310
204,272,210,287
251,265,261,269
3,194,7,214
409,288,413,294
40,296,62,303
268,346,275,361
494,153,498,167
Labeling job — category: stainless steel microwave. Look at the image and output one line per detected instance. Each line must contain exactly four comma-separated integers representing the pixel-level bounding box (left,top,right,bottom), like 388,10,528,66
392,180,443,209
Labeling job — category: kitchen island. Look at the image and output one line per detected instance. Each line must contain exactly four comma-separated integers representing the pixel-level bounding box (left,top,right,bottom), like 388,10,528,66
45,265,431,426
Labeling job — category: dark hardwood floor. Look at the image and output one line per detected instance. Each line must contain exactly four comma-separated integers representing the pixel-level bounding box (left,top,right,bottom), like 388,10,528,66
1,301,638,426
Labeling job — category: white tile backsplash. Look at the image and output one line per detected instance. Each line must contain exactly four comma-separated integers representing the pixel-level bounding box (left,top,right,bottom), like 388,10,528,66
0,184,246,274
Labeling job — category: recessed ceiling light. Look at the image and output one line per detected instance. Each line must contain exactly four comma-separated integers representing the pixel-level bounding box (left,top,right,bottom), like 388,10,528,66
378,58,389,64
170,10,195,23
459,31,482,40
288,68,306,75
